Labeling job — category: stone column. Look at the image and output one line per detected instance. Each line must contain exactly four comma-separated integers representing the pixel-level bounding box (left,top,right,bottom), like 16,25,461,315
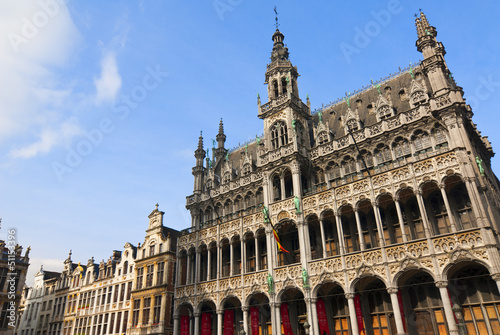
173,314,180,335
440,184,457,232
335,213,345,255
194,312,200,335
195,250,201,283
465,177,488,226
242,238,246,274
138,297,144,327
217,244,222,279
436,281,459,335
394,198,408,243
190,314,194,335
387,287,405,335
416,191,433,238
310,298,320,335
242,306,249,335
280,175,286,200
217,309,223,335
345,293,360,335
230,242,234,276
255,237,260,272
492,274,500,295
319,219,327,258
354,209,366,251
186,252,191,285
373,204,386,247
160,293,166,326
275,303,282,335
207,248,212,280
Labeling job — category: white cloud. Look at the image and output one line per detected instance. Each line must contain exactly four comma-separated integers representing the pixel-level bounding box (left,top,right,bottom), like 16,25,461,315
0,0,82,151
10,118,82,159
94,51,122,104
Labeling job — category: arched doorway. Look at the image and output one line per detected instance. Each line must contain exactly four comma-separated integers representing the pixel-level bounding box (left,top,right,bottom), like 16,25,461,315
398,270,446,335
221,297,243,335
247,293,271,335
199,300,217,335
355,277,396,335
448,262,500,334
280,288,307,335
316,283,349,335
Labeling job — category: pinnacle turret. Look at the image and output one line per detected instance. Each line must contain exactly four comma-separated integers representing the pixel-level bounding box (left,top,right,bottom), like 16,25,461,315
216,118,226,150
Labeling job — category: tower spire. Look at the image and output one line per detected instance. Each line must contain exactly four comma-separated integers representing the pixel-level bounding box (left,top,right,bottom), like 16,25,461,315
192,131,206,194
215,118,227,158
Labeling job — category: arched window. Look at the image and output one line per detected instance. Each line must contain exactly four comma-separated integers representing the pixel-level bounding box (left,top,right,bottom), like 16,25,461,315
393,138,411,158
281,77,288,95
123,261,128,275
327,162,341,180
272,174,281,201
271,121,288,150
272,80,278,99
256,188,264,206
342,157,357,176
375,145,392,165
433,128,448,147
358,150,374,170
413,131,431,152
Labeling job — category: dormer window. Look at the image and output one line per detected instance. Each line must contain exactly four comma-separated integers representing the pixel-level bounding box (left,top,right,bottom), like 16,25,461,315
271,121,288,150
378,105,393,120
318,132,329,145
243,164,252,176
346,119,359,132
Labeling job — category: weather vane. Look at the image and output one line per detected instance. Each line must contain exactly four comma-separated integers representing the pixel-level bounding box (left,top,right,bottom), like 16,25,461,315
274,6,279,29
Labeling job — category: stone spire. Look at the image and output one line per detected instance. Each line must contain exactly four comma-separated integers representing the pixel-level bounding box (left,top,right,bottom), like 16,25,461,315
216,118,226,149
192,132,206,194
414,11,451,95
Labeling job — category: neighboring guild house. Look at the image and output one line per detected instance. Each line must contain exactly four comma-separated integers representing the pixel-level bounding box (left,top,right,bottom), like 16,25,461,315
176,11,500,335
15,204,179,335
17,267,60,335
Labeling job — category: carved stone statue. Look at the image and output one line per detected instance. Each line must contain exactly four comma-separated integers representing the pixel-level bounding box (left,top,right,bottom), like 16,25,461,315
302,268,309,288
318,110,323,123
294,196,302,214
267,273,274,293
476,156,485,176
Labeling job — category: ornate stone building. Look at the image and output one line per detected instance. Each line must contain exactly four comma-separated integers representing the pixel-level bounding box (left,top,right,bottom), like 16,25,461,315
176,12,500,335
0,241,30,335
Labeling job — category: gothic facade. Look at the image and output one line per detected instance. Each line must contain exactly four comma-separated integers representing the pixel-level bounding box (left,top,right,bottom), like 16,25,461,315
176,12,500,335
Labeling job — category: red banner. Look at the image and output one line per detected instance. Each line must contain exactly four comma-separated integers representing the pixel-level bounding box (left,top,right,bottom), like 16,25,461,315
223,310,234,335
250,307,260,335
180,315,190,335
281,303,293,335
201,313,212,335
354,294,364,333
397,290,406,333
316,299,331,335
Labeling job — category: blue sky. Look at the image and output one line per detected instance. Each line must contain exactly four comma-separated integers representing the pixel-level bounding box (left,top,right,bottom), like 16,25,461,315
1,1,499,285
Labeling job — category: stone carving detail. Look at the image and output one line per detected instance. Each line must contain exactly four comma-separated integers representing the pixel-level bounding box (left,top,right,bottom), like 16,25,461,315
336,185,351,198
411,90,426,104
435,93,452,108
413,159,434,174
372,174,390,187
352,180,369,193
